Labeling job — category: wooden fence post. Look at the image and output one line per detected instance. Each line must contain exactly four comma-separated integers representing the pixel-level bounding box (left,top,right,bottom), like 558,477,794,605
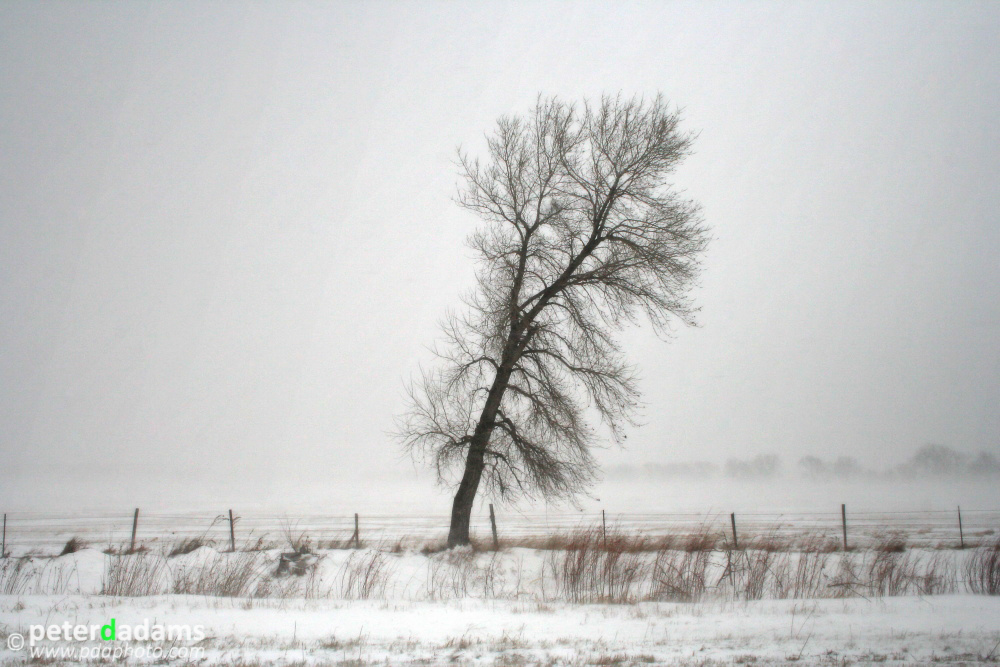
601,509,607,549
730,512,738,550
958,506,965,549
841,503,848,551
489,503,499,550
130,508,140,553
353,513,360,548
2,513,6,558
228,509,236,552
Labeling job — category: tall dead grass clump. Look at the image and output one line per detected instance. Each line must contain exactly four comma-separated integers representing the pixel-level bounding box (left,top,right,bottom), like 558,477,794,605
102,554,168,596
478,552,509,598
719,536,781,601
916,551,957,595
648,548,711,601
874,532,907,554
59,537,87,556
171,551,269,597
827,546,957,598
789,534,839,553
1,557,83,596
424,549,517,600
0,558,36,595
506,531,654,552
769,550,830,599
681,527,720,552
546,527,647,603
965,537,1000,595
866,549,920,596
652,524,719,553
337,550,392,599
166,515,232,556
168,537,211,557
426,548,478,599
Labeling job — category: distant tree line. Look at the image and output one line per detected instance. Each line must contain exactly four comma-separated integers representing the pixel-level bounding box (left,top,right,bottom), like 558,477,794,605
799,444,1000,481
606,444,1000,481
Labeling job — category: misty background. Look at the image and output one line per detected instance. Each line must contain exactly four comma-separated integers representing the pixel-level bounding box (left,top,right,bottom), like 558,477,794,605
1,2,998,514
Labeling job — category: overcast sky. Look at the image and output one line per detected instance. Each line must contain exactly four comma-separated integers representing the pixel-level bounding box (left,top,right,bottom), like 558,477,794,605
1,1,998,510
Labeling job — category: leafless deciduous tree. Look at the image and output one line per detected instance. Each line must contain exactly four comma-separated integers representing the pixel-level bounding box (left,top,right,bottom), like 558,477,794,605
398,95,710,547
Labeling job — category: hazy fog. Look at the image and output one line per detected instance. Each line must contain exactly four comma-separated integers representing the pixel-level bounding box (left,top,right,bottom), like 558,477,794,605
1,2,998,513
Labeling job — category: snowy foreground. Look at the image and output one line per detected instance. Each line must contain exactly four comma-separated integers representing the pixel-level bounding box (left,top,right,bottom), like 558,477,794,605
2,594,999,665
1,547,998,665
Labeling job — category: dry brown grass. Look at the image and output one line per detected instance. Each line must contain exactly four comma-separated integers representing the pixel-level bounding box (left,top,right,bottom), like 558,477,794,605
966,536,1000,595
874,532,908,553
545,528,648,603
102,554,168,596
172,551,269,597
769,550,831,599
648,548,711,601
167,536,211,557
826,548,958,598
499,523,722,554
58,537,87,556
336,550,393,599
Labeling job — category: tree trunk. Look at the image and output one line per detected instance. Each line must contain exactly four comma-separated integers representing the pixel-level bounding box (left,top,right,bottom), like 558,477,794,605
447,366,513,547
447,439,486,547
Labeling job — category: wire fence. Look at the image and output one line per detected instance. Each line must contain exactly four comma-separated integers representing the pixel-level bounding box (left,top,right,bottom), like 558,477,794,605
2,506,997,555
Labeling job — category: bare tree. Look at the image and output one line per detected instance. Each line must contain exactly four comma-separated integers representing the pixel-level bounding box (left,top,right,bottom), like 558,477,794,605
398,95,710,547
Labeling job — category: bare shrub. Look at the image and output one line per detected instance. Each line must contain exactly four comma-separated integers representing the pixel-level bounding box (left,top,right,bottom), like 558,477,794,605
965,537,1000,595
172,551,269,597
103,554,168,596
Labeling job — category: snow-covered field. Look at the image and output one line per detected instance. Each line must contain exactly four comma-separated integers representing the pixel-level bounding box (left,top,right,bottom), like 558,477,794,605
1,542,999,665
3,593,999,666
1,479,997,664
